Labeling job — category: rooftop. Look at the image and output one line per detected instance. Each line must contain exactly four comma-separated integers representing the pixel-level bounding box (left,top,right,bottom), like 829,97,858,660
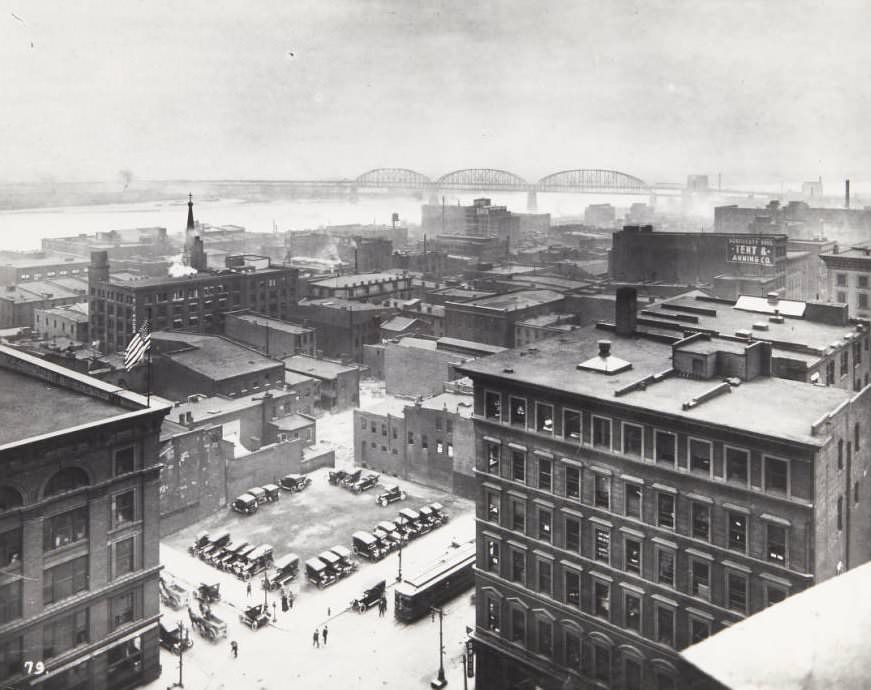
308,272,410,289
298,297,388,312
35,302,89,322
171,389,294,423
282,355,358,380
270,414,315,432
480,264,538,276
228,312,313,335
418,392,474,418
821,245,871,261
0,253,89,268
283,370,317,386
381,316,420,332
682,560,871,689
152,332,281,380
0,281,85,303
362,397,411,418
516,312,577,328
106,263,291,288
436,337,507,355
427,288,497,301
457,326,851,446
448,289,565,312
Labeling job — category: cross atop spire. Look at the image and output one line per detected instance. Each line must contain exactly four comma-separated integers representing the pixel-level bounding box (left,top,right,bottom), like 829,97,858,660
186,193,195,231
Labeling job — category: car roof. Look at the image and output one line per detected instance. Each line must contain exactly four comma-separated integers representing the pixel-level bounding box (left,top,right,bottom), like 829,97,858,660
305,557,327,570
330,545,352,558
235,493,256,502
273,553,299,569
353,531,377,544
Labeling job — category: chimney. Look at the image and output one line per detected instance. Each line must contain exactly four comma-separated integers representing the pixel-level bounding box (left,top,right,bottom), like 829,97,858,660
90,250,110,284
767,291,780,305
354,248,358,272
846,179,851,209
598,340,612,357
615,286,637,336
190,236,207,272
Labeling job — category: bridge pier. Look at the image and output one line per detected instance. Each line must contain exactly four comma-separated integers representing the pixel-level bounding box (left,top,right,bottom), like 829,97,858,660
526,190,538,212
349,185,358,204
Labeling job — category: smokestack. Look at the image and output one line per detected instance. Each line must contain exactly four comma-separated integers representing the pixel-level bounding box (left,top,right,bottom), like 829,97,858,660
354,248,358,272
846,179,851,209
615,286,637,336
90,250,110,284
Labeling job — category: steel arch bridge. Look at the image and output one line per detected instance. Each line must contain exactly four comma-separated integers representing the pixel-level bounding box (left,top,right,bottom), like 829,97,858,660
436,168,529,190
538,169,647,193
355,168,432,189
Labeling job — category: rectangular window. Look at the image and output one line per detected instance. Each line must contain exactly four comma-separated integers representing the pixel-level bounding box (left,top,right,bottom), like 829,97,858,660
592,416,611,450
435,417,442,431
407,432,414,445
767,523,787,564
690,559,710,600
0,528,22,567
624,483,642,519
422,435,428,450
764,456,789,495
690,616,711,644
512,500,526,533
537,619,553,657
43,610,88,659
0,581,22,624
43,556,89,605
487,443,500,473
485,391,502,420
436,440,444,454
535,403,554,434
657,493,675,530
565,518,580,552
564,410,581,442
727,571,748,613
622,423,643,458
594,474,610,510
510,397,527,427
486,491,500,522
624,591,641,633
725,447,749,484
512,451,526,483
538,458,552,491
837,272,847,287
593,580,610,620
111,590,136,631
691,502,710,541
511,608,525,643
487,597,500,632
594,527,610,563
689,438,712,475
112,490,135,527
537,559,552,595
655,430,676,466
566,466,580,499
486,539,500,572
838,496,844,530
114,446,135,475
360,417,367,429
766,584,787,608
624,537,641,575
728,512,748,552
44,506,88,551
655,605,675,647
538,508,552,542
656,548,675,587
113,537,135,578
511,550,526,584
565,570,580,607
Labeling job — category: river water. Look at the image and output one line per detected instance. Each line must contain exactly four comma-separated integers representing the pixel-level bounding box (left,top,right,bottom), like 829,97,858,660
0,191,663,253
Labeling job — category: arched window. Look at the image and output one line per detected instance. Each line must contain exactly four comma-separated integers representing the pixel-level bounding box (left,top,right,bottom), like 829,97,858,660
0,486,23,512
44,467,89,498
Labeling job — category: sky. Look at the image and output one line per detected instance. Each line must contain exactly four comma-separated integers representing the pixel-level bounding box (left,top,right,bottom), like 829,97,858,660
1,0,869,186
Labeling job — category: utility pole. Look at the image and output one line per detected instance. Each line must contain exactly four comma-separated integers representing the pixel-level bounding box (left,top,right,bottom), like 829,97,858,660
396,543,403,582
430,606,447,688
167,621,186,688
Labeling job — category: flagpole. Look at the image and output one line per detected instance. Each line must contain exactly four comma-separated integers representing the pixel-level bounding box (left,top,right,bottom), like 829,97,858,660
146,348,152,407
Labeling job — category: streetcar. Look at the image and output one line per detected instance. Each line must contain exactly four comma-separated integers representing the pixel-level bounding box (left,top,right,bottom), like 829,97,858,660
393,540,475,622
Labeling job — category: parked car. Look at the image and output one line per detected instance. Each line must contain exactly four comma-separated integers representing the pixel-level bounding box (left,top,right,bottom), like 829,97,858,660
220,543,255,572
187,605,227,642
396,507,425,538
198,530,231,560
239,603,271,630
351,579,386,613
329,545,359,576
351,473,380,493
192,582,221,605
376,484,406,507
428,502,449,526
374,520,405,549
264,553,300,590
305,557,338,588
248,486,268,505
341,469,362,489
279,473,312,492
215,541,250,570
262,484,281,503
235,544,274,580
159,621,193,654
159,576,188,610
231,493,259,515
317,550,343,579
328,469,348,485
352,530,384,561
188,531,210,557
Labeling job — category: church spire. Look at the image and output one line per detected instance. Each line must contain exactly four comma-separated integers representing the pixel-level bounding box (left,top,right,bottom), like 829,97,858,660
186,193,195,231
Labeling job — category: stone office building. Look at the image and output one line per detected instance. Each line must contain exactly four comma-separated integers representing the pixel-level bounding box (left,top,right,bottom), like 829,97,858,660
0,346,172,690
457,293,871,690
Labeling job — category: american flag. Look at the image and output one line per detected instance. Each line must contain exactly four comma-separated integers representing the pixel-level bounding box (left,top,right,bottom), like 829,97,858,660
124,319,151,371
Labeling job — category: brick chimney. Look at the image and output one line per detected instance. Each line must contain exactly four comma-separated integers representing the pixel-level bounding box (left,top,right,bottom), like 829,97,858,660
615,286,637,336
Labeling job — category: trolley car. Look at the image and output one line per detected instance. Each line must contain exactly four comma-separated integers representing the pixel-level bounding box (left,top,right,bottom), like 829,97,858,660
394,540,475,622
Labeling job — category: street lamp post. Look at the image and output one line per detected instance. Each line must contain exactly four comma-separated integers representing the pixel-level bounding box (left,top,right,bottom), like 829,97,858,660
396,543,403,582
430,606,447,689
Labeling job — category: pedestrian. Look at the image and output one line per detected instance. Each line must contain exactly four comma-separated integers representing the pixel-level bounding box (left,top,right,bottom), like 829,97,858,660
322,625,328,646
281,593,288,612
312,628,320,648
230,640,238,658
327,606,331,617
246,581,252,598
288,590,294,609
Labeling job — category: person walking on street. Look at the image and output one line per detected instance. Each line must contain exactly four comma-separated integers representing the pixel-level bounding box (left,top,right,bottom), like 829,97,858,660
246,581,252,598
312,628,320,648
230,640,238,658
322,625,328,646
281,592,288,612
288,590,294,609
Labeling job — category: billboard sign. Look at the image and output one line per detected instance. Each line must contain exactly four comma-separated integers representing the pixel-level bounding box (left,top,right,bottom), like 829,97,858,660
728,237,775,265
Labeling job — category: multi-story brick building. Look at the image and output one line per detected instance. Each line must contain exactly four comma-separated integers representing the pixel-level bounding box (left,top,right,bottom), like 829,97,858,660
286,298,391,363
0,345,171,690
33,303,90,342
0,252,90,285
457,290,871,689
820,245,871,322
223,310,317,357
305,271,413,303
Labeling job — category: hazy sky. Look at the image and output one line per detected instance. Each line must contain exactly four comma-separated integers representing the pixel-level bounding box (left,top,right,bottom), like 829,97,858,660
1,0,869,185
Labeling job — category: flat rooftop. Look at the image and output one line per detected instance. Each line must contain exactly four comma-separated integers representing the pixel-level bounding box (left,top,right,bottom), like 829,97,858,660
153,332,280,379
458,326,851,446
0,253,88,268
298,298,387,312
448,289,565,312
283,370,317,386
516,312,577,328
171,389,294,423
229,312,312,335
271,414,315,432
381,316,419,332
419,392,473,418
428,288,496,301
821,246,871,261
107,264,290,288
308,272,410,288
282,355,357,380
436,337,507,355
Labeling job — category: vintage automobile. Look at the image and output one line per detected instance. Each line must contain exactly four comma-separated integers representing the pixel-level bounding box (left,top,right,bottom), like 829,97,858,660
262,483,281,503
329,545,359,576
188,605,227,642
341,469,363,489
264,553,300,590
279,473,312,492
351,530,384,561
188,531,210,557
220,543,256,572
235,544,274,580
376,484,406,507
350,579,386,613
428,502,449,526
305,556,338,589
231,493,259,515
159,621,193,654
317,550,343,579
373,521,405,550
239,603,271,630
214,541,250,570
206,539,242,567
248,486,268,505
159,576,188,610
396,507,425,538
351,473,380,494
328,469,348,485
198,530,231,560
192,582,221,605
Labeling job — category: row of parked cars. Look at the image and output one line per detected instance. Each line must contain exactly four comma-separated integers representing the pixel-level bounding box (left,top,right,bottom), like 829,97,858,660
231,473,313,515
328,468,380,493
304,545,359,589
188,531,278,581
351,502,449,561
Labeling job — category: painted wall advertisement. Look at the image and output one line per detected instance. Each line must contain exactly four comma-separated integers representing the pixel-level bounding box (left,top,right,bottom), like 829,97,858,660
728,237,775,265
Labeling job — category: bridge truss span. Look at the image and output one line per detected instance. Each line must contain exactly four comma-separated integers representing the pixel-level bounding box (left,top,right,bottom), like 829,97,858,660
537,169,648,193
436,168,529,190
355,168,432,189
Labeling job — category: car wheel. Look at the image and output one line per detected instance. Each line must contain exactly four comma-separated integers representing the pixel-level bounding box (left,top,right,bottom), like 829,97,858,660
379,498,386,506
